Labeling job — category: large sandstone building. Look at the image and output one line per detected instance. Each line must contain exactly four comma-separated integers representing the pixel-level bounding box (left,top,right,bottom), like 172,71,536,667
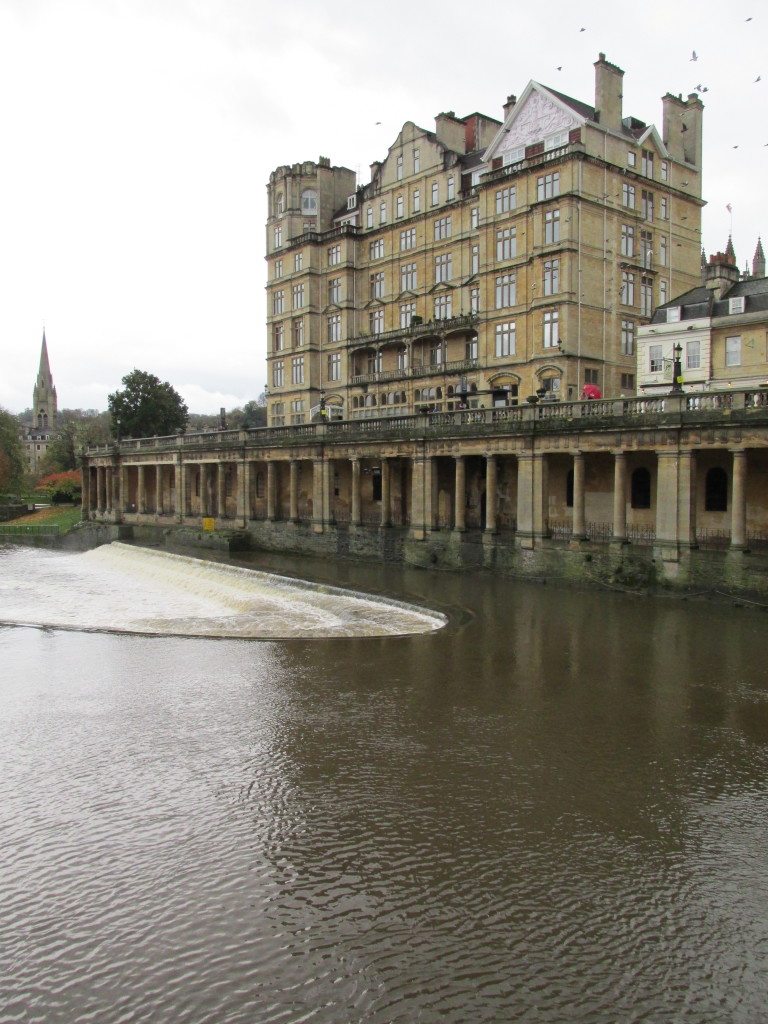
265,54,703,425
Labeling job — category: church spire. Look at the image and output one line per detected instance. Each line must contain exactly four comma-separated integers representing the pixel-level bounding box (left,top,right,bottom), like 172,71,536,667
725,234,737,266
753,237,766,278
32,329,57,431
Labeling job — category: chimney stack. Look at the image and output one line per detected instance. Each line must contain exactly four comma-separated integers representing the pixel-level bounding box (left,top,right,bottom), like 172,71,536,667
593,53,624,131
705,252,740,300
503,95,517,120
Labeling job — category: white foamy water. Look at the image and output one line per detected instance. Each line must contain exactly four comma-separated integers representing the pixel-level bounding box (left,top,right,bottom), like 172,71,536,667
0,542,445,638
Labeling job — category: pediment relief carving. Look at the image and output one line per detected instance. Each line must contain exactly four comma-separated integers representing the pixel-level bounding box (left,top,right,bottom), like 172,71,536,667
498,88,579,155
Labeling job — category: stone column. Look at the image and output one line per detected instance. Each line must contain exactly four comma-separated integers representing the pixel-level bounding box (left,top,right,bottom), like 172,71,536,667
137,465,146,514
199,464,208,517
351,458,361,527
678,450,697,548
731,448,747,549
237,458,248,527
572,451,586,540
612,451,627,542
409,456,426,539
176,460,185,522
289,460,299,522
322,458,332,525
118,465,126,515
266,461,277,521
655,451,680,559
156,465,163,515
380,458,391,527
105,467,113,513
485,455,497,534
516,453,546,548
312,458,324,533
454,455,466,532
216,462,226,518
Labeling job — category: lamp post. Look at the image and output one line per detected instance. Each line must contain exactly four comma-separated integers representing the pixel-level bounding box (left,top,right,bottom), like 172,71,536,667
670,342,684,395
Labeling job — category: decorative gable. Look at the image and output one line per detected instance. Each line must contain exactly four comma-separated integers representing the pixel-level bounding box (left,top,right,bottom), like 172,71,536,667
484,82,584,163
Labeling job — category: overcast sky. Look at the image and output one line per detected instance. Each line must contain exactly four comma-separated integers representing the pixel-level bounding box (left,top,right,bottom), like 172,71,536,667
1,0,765,415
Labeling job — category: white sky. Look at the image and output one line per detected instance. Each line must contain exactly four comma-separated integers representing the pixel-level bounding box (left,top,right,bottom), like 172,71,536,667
1,0,765,414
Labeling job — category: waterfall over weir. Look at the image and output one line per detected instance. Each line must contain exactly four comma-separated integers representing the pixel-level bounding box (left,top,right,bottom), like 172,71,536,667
0,542,445,638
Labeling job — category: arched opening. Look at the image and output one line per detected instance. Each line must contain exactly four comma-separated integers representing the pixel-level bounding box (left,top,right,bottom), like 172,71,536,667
631,467,651,509
705,467,728,512
301,189,318,214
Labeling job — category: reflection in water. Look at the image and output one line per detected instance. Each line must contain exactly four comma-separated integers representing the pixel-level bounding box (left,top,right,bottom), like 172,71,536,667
1,545,768,1023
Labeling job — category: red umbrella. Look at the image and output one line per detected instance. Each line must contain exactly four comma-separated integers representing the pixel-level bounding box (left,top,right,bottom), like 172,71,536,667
581,384,602,400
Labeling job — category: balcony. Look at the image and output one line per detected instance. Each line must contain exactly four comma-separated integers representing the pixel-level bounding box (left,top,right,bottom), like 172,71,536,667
348,313,478,351
350,357,478,386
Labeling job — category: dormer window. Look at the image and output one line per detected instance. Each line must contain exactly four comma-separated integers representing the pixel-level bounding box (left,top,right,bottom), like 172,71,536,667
729,296,745,314
666,306,681,323
301,189,318,214
346,194,357,210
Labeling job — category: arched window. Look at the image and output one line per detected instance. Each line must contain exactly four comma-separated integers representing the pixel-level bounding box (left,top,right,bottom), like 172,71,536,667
301,189,318,214
255,472,265,498
631,467,651,509
566,469,574,508
705,467,728,512
275,192,284,215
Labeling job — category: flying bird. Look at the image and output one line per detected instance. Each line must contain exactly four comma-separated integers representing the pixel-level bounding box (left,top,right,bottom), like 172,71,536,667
681,123,689,132
375,121,382,125
755,76,762,83
690,50,698,61
733,144,739,149
556,65,563,71
746,16,753,20
579,27,586,32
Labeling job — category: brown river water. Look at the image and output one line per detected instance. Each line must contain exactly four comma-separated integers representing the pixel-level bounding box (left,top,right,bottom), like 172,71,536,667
1,541,768,1023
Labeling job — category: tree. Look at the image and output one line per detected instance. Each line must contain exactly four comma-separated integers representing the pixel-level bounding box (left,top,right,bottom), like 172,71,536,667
40,409,112,474
35,470,82,503
0,407,25,494
108,369,188,439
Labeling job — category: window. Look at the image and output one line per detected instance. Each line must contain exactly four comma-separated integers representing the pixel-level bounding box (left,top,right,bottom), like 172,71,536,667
447,176,455,201
642,149,654,178
622,183,636,209
328,244,341,266
543,309,559,347
396,195,404,218
729,296,746,314
470,286,479,313
471,207,479,229
666,306,681,323
620,373,635,391
370,309,384,335
429,341,444,366
431,182,439,206
293,318,304,347
328,352,341,381
401,263,417,290
641,276,653,317
274,225,282,248
686,340,701,369
273,290,284,315
621,271,635,306
621,224,635,258
370,238,384,259
661,161,669,182
545,209,560,244
466,335,478,360
621,320,635,355
631,468,651,509
274,259,283,279
725,335,741,366
537,172,560,201
367,350,383,374
273,361,284,387
379,201,387,225
627,151,637,168
370,271,385,299
291,356,304,384
413,148,420,173
543,259,559,296
660,196,669,220
400,302,416,328
273,323,284,351
328,278,341,304
584,368,599,385
396,154,403,180
434,216,451,240
290,399,304,424
649,344,663,372
659,280,668,305
292,283,304,309
275,192,284,215
366,206,373,229
435,253,453,283
471,244,479,275
660,236,668,267
495,322,516,357
434,294,452,320
705,468,728,512
413,189,420,213
545,130,568,151
328,314,341,342
502,145,525,165
397,347,409,371
641,190,654,221
400,227,416,251
495,273,516,308
496,227,516,261
294,252,303,272
301,190,318,213
495,187,516,213
346,194,357,211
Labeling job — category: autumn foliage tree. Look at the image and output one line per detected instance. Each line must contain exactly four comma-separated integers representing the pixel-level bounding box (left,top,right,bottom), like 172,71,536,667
0,407,25,494
108,369,188,439
35,470,82,503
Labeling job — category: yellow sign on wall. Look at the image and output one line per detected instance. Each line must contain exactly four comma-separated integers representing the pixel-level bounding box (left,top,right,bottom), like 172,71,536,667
202,517,215,532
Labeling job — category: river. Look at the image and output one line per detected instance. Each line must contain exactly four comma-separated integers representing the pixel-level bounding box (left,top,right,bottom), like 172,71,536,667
2,541,767,1023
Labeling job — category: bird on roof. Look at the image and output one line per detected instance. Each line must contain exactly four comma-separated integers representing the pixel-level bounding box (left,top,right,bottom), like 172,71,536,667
690,50,698,61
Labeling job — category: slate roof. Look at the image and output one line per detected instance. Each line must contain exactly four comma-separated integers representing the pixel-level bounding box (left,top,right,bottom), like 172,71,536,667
650,278,768,323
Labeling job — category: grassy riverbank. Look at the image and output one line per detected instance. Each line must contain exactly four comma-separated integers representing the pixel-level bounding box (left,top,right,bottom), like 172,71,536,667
0,505,82,535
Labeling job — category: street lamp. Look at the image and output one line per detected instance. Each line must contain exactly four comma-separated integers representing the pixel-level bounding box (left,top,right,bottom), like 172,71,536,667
670,342,684,394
